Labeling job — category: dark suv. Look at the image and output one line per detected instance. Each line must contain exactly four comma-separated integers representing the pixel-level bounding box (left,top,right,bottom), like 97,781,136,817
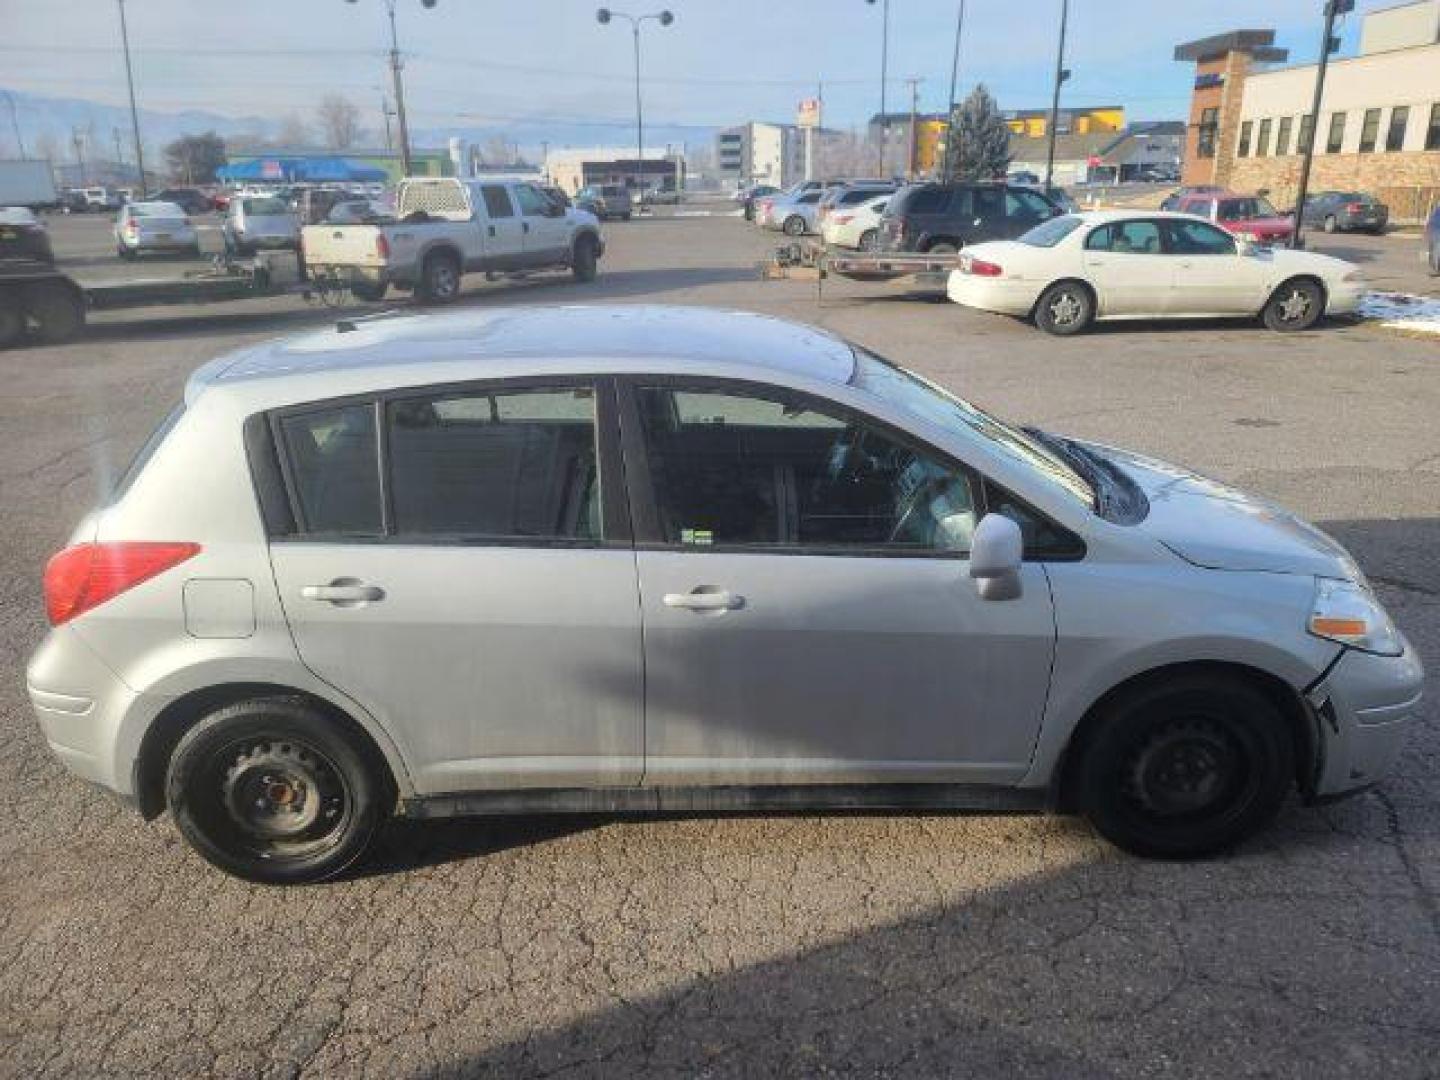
877,183,1060,253
153,187,215,214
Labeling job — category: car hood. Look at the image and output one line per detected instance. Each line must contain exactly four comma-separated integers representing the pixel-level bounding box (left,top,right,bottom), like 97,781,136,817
1077,440,1359,579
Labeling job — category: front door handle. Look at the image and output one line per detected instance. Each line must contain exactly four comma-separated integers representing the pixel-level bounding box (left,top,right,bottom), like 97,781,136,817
488,225,496,237
662,589,743,612
302,582,385,604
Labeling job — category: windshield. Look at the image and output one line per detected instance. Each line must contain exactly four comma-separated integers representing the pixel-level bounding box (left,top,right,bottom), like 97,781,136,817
242,197,289,215
1018,215,1083,247
850,350,1096,509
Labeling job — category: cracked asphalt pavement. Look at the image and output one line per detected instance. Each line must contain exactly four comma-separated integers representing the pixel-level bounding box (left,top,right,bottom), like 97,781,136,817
2,212,1438,1078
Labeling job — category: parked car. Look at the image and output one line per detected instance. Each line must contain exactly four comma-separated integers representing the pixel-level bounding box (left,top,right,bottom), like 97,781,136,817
1159,184,1226,212
26,303,1420,883
740,184,779,221
1427,202,1440,276
222,195,300,255
763,189,827,236
819,192,889,250
59,189,91,214
576,184,632,221
1299,191,1389,235
153,187,215,215
302,177,604,303
816,182,896,230
1174,193,1295,246
1045,187,1081,214
877,183,1061,253
0,206,55,263
114,201,201,259
83,186,124,211
946,211,1363,335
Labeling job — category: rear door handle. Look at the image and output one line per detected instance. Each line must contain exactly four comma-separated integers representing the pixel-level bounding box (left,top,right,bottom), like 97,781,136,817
662,589,743,612
302,583,385,603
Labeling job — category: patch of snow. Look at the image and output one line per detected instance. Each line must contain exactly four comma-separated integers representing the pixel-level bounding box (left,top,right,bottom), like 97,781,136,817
1360,291,1440,336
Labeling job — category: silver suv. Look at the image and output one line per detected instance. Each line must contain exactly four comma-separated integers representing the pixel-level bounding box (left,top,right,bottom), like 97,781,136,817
27,306,1422,883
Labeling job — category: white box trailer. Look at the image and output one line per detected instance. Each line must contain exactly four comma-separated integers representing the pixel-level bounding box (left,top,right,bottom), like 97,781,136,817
0,160,59,209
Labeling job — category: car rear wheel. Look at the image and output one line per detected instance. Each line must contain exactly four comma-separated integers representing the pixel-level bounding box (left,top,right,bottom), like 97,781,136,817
1034,281,1094,336
166,697,391,885
925,241,959,255
1074,673,1294,859
417,251,461,304
1262,278,1324,332
783,215,807,236
20,282,85,344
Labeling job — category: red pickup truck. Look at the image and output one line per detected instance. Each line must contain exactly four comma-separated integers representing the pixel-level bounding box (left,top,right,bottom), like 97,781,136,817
1175,193,1295,245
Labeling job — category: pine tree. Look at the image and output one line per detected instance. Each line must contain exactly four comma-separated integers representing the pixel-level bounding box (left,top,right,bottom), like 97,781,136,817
948,84,1012,182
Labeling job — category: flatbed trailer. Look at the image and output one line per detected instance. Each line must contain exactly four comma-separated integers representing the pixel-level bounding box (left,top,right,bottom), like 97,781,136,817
762,240,963,284
0,252,315,349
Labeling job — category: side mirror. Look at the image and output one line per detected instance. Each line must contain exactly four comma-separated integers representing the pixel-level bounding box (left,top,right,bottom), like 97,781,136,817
969,513,1024,601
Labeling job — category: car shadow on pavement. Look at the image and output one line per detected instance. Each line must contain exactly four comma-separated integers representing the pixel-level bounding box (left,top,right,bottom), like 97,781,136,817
357,815,610,878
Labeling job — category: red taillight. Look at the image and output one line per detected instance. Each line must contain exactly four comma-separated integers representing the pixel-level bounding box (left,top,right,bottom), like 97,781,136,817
375,233,390,259
834,213,854,224
967,258,1003,277
1344,202,1363,213
44,542,200,626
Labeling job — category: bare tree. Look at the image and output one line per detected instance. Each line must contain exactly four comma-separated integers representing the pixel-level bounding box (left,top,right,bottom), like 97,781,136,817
276,113,314,149
316,95,362,151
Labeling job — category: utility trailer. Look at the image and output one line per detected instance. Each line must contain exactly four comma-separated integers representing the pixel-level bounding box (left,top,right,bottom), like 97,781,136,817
761,240,963,285
0,252,314,349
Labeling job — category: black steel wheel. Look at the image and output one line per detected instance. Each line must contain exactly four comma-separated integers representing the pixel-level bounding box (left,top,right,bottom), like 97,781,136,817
166,697,391,884
1262,278,1324,332
1074,673,1293,859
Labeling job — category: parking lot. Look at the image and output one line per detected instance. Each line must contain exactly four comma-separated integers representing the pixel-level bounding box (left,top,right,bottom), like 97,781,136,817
2,210,1438,1078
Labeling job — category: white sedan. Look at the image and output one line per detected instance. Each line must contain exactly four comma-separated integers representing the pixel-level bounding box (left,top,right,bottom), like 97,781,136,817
820,193,889,251
946,210,1364,335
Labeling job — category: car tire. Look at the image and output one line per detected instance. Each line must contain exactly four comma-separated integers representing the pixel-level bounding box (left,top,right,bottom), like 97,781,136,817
1262,277,1324,332
783,215,807,237
1034,280,1094,336
19,282,85,344
571,234,599,283
166,697,392,885
1323,215,1337,234
350,281,388,303
417,250,461,304
0,297,24,349
1074,673,1294,859
858,229,878,252
925,241,959,255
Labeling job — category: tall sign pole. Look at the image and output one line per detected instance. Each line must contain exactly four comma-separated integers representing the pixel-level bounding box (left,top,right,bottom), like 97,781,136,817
116,0,147,195
1043,0,1069,189
1292,0,1351,249
942,0,965,182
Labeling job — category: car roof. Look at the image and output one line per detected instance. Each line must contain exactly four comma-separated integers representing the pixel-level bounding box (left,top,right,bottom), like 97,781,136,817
189,305,860,402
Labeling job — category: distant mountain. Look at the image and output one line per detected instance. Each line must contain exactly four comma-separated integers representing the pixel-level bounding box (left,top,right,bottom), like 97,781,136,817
2,87,714,165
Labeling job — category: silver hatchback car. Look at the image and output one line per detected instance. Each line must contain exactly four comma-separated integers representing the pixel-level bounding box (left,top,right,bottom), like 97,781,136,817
28,306,1422,883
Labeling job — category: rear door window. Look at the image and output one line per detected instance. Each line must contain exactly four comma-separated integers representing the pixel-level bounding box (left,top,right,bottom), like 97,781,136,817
903,188,951,214
277,404,382,535
1163,219,1237,256
1085,219,1163,253
480,185,515,218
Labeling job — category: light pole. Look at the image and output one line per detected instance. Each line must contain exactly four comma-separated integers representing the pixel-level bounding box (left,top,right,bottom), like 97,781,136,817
1292,0,1353,249
116,0,147,196
596,9,674,198
942,0,965,182
346,0,438,177
865,0,891,177
3,90,25,159
1043,0,1071,189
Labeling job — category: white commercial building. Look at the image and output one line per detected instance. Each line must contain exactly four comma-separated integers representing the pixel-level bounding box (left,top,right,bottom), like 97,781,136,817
716,122,804,189
543,146,686,197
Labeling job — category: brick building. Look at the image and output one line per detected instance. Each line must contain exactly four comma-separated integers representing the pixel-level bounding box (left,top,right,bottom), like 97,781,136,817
1174,1,1440,221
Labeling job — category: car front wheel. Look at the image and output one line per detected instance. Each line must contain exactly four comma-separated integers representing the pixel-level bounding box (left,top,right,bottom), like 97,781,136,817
1073,673,1294,859
783,215,807,236
166,697,392,885
1262,278,1324,332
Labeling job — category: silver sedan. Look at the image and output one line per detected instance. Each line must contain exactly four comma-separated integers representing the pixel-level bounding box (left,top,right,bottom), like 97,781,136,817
113,201,200,259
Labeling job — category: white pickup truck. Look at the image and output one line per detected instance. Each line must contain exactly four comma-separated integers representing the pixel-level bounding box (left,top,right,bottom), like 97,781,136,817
302,177,605,303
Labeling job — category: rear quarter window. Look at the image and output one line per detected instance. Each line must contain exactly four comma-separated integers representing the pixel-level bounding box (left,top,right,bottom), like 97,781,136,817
276,404,382,536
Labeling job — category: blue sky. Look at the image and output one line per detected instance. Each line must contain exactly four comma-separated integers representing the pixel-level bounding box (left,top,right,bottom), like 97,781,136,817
0,0,1381,145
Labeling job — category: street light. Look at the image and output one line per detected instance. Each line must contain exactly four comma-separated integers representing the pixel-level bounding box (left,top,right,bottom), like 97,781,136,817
345,0,438,176
1043,0,1071,189
865,0,890,177
596,9,674,199
1292,0,1354,249
942,0,965,183
116,0,147,196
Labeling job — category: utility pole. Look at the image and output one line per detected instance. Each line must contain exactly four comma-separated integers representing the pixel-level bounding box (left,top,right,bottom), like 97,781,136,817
905,77,923,180
116,0,148,196
1043,0,1070,189
72,127,87,186
942,0,965,182
866,0,891,177
112,127,125,166
379,91,394,153
1292,0,1352,249
387,2,413,175
3,90,25,159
